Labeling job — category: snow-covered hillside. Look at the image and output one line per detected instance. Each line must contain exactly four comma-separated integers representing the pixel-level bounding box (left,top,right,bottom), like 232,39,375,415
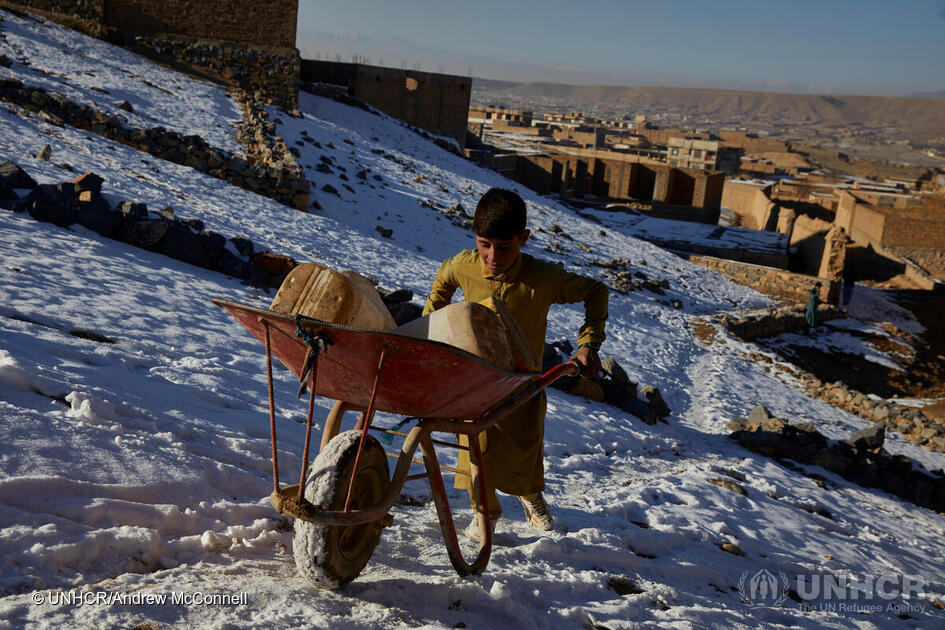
1,10,943,629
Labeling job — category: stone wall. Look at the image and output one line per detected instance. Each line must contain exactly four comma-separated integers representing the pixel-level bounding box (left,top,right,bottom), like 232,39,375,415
706,302,843,340
728,408,945,512
686,254,835,304
0,79,308,208
103,0,297,48
2,0,300,108
301,60,471,147
126,35,300,110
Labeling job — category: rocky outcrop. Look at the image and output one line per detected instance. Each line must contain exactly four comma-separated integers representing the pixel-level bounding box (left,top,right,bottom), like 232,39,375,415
729,406,945,513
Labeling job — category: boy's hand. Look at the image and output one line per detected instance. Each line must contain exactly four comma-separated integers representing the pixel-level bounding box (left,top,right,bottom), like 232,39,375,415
572,345,601,378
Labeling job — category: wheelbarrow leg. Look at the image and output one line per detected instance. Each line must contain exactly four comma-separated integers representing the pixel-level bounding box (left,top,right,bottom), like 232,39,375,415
420,431,492,577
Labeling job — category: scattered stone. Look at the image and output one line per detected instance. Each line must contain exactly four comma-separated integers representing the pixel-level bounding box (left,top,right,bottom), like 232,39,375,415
198,230,227,259
600,357,629,385
719,542,743,556
847,424,885,451
252,251,297,275
35,144,52,161
0,54,10,68
0,161,38,190
116,215,169,249
321,184,339,196
748,405,775,423
567,377,605,402
116,100,134,113
386,302,422,326
0,180,15,203
607,576,644,595
16,184,75,226
229,236,254,258
707,478,747,496
75,195,120,236
157,221,213,268
375,225,393,238
640,385,671,422
118,201,148,221
380,288,413,304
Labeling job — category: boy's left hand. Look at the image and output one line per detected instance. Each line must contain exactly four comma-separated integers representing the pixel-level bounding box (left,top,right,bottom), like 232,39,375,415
572,345,601,377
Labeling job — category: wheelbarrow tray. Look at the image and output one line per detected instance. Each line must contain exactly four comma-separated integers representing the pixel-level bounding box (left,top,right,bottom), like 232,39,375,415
213,298,538,419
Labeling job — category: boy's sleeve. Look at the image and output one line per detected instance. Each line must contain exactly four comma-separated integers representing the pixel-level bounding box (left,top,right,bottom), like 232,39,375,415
551,268,609,347
422,256,459,315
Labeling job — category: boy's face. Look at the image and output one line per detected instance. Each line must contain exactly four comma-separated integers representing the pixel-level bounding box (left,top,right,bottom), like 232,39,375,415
476,231,529,276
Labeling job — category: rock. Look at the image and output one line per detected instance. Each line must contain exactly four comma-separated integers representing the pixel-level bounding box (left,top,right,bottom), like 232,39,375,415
158,206,176,220
116,100,134,113
375,225,393,238
116,217,169,249
543,340,574,371
847,424,885,451
600,357,629,385
229,236,254,258
198,230,227,259
381,289,413,304
71,172,104,196
0,161,38,190
252,252,297,275
18,184,75,226
35,144,52,161
719,542,743,556
216,248,255,280
386,301,422,326
872,405,890,422
0,179,15,203
157,221,213,268
727,418,749,432
0,54,10,68
707,478,747,496
811,447,850,475
321,184,339,196
567,377,605,402
748,405,775,424
118,201,148,221
75,195,120,236
640,385,671,422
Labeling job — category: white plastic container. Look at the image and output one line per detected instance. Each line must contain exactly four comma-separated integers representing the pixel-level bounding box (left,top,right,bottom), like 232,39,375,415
270,262,396,330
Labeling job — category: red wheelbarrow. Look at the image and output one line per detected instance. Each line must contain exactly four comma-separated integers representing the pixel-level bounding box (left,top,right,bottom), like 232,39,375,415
213,298,579,588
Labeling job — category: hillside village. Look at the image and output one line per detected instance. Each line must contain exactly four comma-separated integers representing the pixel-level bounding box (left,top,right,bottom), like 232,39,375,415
1,2,945,629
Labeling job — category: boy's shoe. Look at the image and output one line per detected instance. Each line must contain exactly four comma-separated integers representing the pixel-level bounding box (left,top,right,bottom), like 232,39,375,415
519,493,554,531
463,514,498,541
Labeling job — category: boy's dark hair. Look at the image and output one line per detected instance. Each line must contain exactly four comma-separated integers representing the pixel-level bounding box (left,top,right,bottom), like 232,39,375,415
473,188,526,239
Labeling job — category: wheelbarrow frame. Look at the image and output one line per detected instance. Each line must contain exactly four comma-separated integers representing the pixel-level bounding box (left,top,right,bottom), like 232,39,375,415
213,298,579,578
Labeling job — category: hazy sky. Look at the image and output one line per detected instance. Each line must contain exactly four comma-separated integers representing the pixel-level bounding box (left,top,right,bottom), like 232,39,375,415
297,0,945,96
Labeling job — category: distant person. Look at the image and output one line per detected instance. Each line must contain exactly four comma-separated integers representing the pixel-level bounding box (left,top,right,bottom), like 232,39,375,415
841,265,855,307
423,187,608,538
805,282,822,336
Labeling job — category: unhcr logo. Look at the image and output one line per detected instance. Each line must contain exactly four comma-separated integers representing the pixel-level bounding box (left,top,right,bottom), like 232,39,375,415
738,569,790,606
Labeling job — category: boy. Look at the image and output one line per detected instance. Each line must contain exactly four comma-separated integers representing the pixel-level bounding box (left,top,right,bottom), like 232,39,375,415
423,187,608,536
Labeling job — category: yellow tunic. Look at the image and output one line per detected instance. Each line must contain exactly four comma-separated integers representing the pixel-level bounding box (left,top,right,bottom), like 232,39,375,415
423,249,608,495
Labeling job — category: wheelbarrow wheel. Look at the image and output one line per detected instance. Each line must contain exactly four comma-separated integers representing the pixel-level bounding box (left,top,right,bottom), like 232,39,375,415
293,430,390,589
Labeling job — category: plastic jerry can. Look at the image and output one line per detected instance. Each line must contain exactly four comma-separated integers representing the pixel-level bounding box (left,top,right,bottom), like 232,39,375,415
269,262,396,330
394,301,514,370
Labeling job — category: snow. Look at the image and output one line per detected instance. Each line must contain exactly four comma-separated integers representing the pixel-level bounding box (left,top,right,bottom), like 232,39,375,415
2,10,945,628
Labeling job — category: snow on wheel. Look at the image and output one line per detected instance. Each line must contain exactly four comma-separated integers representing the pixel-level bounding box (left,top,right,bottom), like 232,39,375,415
293,430,390,588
